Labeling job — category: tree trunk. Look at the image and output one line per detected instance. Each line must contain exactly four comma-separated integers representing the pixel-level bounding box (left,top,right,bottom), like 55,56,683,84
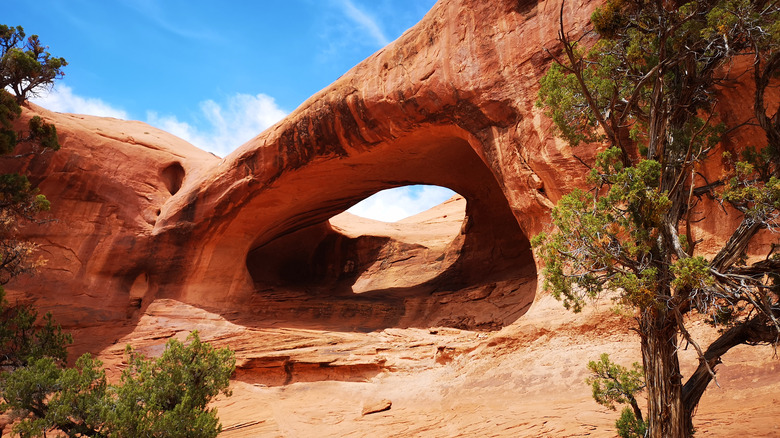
641,311,688,437
682,315,779,432
710,218,762,272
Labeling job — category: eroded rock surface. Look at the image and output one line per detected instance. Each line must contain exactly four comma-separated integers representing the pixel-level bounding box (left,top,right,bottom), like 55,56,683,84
2,0,779,435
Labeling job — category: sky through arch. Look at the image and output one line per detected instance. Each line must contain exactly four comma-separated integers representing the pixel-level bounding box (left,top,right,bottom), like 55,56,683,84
347,185,457,222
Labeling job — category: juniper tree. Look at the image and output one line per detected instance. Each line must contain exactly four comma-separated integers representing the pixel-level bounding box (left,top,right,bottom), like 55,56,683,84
586,353,647,437
0,24,63,292
0,25,67,104
534,1,780,436
0,23,67,380
1,332,235,438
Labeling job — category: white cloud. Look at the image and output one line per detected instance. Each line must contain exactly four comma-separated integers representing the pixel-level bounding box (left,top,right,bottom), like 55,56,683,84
29,85,286,157
30,84,129,119
338,0,390,46
146,93,287,157
348,185,456,222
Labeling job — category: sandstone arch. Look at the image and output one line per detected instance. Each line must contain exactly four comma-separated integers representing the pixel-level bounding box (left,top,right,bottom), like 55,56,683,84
145,0,605,328
4,0,605,332
157,125,536,330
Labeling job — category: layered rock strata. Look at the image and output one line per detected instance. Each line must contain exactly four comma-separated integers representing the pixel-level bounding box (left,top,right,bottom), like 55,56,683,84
1,0,778,435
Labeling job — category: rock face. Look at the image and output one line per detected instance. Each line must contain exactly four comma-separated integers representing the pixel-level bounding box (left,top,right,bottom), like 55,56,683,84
3,110,218,327
2,0,779,435
10,0,592,333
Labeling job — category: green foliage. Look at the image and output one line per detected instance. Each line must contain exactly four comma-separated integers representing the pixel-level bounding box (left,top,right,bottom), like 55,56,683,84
0,288,72,368
537,0,780,435
1,355,108,437
587,353,645,411
670,256,713,292
27,115,60,151
535,0,780,324
0,287,74,435
536,62,604,146
0,23,63,157
0,286,235,438
704,0,780,53
0,24,63,292
721,150,780,227
106,332,236,438
0,89,61,155
44,354,108,437
0,173,51,217
587,354,647,437
533,148,670,312
1,357,62,437
616,406,648,438
590,0,629,38
0,90,21,155
0,330,235,438
0,24,67,104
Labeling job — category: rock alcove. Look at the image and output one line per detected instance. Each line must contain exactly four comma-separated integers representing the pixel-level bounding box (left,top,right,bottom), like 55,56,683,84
245,186,465,294
233,132,538,331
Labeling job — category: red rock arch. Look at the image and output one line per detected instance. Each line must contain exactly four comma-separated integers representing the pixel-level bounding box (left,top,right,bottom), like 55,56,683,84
158,125,535,329
144,0,602,328
4,0,604,332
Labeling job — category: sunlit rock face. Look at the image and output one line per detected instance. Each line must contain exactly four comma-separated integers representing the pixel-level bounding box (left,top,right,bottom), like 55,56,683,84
8,0,586,331
2,0,779,435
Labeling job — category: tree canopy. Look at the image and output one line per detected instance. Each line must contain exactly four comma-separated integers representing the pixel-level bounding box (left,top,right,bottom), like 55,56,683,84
0,25,67,105
535,0,779,436
1,331,236,438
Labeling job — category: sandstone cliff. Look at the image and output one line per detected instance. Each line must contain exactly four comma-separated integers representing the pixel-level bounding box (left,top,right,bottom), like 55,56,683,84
1,0,778,436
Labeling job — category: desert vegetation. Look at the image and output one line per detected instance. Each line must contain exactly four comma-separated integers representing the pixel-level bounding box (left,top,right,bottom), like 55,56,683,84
535,0,779,436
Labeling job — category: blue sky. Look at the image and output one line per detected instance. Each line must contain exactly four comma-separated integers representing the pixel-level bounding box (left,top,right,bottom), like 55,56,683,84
6,0,455,221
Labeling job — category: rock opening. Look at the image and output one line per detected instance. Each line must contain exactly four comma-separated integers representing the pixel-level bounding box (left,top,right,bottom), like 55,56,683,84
239,133,538,331
246,191,466,293
346,185,457,222
161,162,185,195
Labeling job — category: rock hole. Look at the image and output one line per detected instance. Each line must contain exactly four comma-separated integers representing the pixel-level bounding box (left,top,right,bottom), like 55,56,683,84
239,134,537,330
346,185,456,222
127,272,149,318
161,162,185,195
245,187,466,293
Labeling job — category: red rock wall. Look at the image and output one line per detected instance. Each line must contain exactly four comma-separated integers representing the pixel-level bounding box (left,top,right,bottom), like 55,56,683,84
2,108,218,329
2,0,774,332
150,0,603,309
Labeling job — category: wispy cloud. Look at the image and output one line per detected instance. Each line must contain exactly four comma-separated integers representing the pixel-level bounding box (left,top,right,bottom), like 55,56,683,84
31,84,286,157
30,84,129,119
146,93,287,157
348,185,456,222
120,0,223,42
337,0,390,46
